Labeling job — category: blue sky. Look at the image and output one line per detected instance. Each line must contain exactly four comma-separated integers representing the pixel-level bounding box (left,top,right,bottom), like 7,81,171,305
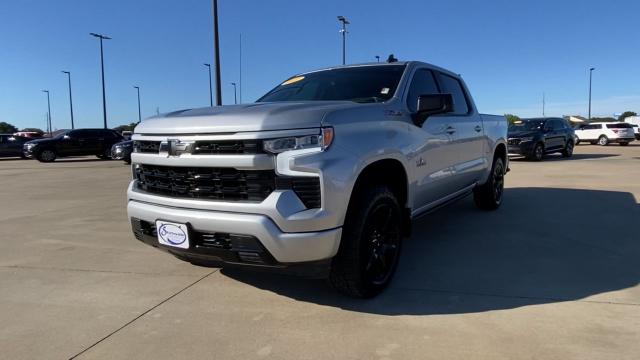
1,0,639,130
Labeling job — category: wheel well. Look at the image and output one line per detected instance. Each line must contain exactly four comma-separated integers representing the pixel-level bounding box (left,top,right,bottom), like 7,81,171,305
494,143,506,164
351,159,408,207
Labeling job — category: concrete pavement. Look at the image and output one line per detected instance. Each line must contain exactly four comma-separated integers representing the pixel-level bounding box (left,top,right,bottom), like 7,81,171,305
0,144,638,359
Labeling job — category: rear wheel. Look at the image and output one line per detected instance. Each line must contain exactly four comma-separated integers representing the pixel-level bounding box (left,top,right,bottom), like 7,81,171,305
474,157,505,211
329,186,402,298
598,135,609,146
36,149,56,162
562,140,574,158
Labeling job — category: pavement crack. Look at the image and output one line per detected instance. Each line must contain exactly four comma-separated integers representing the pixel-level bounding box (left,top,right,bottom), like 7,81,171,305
68,269,218,359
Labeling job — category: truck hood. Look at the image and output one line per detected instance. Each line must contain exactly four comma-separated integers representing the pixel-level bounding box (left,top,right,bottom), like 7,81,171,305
134,101,361,135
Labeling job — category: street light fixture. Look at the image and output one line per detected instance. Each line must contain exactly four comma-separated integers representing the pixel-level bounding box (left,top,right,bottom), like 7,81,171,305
204,63,213,107
375,55,380,62
42,90,52,136
61,71,74,129
588,67,595,120
90,32,111,129
211,0,222,106
230,82,237,104
337,16,350,65
133,86,142,123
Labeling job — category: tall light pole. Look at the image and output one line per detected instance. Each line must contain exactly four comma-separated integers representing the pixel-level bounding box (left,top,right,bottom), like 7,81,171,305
212,0,222,106
204,63,213,107
230,82,237,104
42,90,52,136
90,33,111,128
337,16,350,65
133,86,141,123
588,67,595,120
239,33,242,104
375,55,380,62
61,71,74,129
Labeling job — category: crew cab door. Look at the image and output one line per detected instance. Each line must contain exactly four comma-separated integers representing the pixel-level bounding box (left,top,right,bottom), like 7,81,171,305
405,69,458,209
434,72,486,188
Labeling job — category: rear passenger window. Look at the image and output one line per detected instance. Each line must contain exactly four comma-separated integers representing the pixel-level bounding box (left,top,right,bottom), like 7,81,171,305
437,73,469,115
606,123,632,129
406,69,439,113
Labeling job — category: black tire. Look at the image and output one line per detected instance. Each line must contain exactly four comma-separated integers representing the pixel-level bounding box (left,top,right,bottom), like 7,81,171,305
36,149,57,162
473,157,505,211
562,140,574,158
597,135,609,146
97,148,112,160
124,157,132,165
329,186,403,298
527,143,544,161
619,142,629,146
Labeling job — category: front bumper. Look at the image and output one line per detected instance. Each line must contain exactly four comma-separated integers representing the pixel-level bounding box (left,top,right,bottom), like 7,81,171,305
507,140,535,156
128,200,342,265
610,137,635,143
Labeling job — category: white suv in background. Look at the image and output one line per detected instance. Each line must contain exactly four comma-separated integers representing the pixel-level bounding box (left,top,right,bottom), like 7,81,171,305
574,122,636,146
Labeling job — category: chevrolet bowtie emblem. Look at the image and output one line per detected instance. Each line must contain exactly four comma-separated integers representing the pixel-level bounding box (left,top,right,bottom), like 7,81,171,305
159,139,194,157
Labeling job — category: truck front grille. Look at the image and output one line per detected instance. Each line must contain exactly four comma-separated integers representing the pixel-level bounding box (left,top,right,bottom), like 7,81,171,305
192,140,263,154
134,164,321,208
135,164,275,202
134,141,161,153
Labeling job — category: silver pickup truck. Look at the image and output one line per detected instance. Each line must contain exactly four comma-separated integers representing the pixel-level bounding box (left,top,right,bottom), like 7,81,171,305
128,61,508,297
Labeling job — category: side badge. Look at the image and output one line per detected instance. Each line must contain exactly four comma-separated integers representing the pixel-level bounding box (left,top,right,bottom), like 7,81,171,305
416,157,426,167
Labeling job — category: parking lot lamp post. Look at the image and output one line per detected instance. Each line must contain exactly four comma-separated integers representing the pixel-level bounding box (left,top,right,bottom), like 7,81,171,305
231,82,237,104
588,67,595,120
42,90,52,136
61,71,74,129
204,63,213,107
375,55,380,62
90,33,111,129
133,86,141,123
337,16,350,65
212,0,222,106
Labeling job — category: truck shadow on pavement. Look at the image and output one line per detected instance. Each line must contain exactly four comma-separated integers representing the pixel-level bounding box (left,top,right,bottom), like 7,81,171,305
510,153,618,162
222,187,639,315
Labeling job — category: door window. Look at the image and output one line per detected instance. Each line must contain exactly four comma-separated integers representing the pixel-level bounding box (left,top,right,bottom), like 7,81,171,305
406,69,439,113
437,73,469,115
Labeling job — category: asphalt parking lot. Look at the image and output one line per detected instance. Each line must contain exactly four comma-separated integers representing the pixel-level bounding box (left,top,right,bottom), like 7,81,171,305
1,144,639,360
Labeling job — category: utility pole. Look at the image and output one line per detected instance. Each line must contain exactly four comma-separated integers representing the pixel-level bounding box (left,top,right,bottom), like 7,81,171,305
42,90,52,136
90,33,111,128
239,33,242,104
588,67,595,119
133,86,141,123
61,71,74,129
542,92,546,117
204,63,213,106
337,16,350,65
212,0,222,105
231,82,237,104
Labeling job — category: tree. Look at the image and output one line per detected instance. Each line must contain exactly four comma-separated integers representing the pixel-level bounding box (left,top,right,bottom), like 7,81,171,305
504,114,521,124
618,111,637,122
113,122,138,133
0,122,18,133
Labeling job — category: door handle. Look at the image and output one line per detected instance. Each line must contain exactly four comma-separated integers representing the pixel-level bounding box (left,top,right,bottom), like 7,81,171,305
474,125,482,132
445,126,456,134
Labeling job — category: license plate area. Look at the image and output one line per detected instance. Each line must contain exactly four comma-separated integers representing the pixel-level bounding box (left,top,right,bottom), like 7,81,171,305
156,220,190,249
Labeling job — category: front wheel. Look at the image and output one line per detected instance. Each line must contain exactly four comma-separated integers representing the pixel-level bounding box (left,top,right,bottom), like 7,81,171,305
97,148,112,160
527,143,544,161
474,157,505,211
37,149,57,162
329,186,403,298
562,140,574,158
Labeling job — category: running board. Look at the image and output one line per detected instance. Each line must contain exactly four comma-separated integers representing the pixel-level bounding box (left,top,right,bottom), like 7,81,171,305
411,183,476,220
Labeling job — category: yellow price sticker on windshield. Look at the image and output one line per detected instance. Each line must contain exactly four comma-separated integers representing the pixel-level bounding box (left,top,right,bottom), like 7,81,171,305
282,76,305,85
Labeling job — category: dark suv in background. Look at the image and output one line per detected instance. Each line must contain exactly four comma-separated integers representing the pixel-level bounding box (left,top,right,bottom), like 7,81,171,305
0,134,30,158
507,117,575,161
23,128,124,162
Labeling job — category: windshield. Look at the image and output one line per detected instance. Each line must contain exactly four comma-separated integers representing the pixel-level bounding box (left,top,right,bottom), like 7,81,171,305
509,119,544,132
257,65,406,103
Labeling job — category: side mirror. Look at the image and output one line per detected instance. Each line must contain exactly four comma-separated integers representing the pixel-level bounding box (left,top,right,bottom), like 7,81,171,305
413,94,454,126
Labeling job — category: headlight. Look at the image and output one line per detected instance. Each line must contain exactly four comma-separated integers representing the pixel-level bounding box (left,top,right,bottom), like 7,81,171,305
25,143,37,149
263,127,334,154
519,137,534,142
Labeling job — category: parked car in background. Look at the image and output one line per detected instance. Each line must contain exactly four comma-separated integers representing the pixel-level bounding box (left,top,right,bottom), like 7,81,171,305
574,122,635,146
507,117,575,161
624,116,640,139
13,131,43,139
111,140,132,164
0,134,30,158
23,128,124,162
631,124,640,140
